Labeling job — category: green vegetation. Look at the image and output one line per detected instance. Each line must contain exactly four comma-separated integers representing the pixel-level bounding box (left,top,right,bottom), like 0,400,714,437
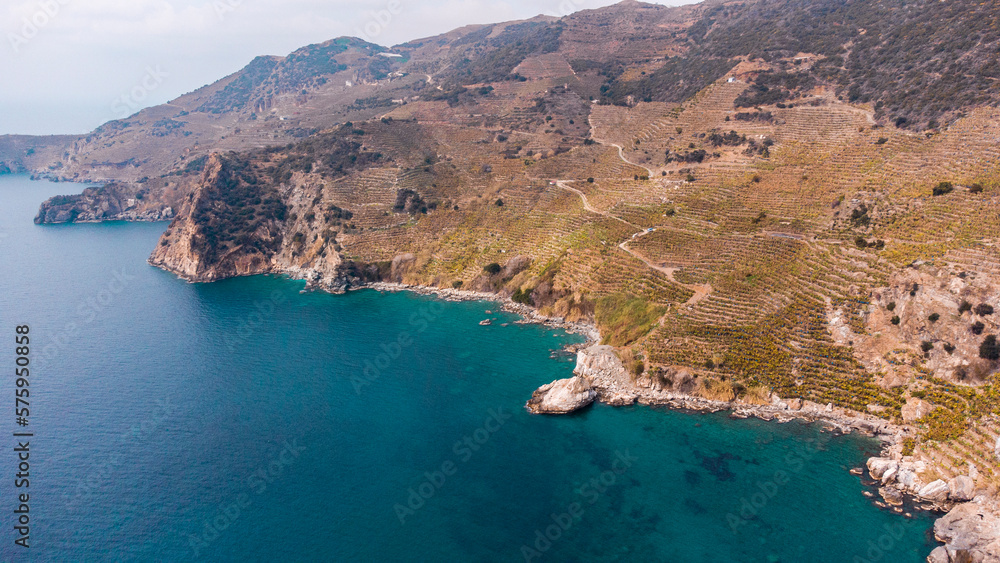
511,286,532,305
932,182,954,196
980,335,1000,361
595,293,666,347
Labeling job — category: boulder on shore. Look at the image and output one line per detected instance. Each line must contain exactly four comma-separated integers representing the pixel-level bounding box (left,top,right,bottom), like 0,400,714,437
949,475,976,502
526,376,596,414
918,479,950,502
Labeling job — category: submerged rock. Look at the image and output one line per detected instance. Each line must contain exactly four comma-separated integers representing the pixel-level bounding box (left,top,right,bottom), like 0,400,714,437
880,486,904,506
525,376,596,414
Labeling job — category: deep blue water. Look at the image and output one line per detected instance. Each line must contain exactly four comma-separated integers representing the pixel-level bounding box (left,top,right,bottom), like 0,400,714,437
0,174,937,562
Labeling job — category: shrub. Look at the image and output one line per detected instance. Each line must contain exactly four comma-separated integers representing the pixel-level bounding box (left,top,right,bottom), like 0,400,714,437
697,378,736,402
686,174,696,183
511,287,532,305
587,177,594,183
901,437,915,456
971,321,985,335
969,183,984,194
932,182,954,196
886,301,896,312
483,263,502,275
959,300,972,314
975,303,994,316
980,335,1000,361
891,315,901,325
495,198,504,207
740,384,772,405
928,313,940,323
943,343,956,354
855,236,868,249
921,341,934,353
452,280,464,289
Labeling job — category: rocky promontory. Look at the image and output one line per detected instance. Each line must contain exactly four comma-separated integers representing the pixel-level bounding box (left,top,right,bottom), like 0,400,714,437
526,376,597,414
35,183,174,224
929,496,1000,562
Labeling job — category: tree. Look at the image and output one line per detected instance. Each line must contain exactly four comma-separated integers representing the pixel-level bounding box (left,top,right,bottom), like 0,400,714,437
932,182,954,196
975,303,994,316
980,335,1000,361
928,313,940,323
483,263,502,275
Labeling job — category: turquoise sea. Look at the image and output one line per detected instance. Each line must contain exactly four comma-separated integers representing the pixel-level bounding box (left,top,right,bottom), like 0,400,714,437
0,174,937,561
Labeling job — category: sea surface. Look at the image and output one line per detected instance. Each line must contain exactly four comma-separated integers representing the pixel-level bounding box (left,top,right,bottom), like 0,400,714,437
0,174,938,561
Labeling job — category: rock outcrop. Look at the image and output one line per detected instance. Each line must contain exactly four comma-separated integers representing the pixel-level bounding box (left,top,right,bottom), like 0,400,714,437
35,183,174,224
930,496,1000,562
902,397,935,423
526,345,630,414
525,376,596,414
865,457,983,505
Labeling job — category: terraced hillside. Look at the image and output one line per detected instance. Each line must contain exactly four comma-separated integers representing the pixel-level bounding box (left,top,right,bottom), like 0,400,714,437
28,0,1000,498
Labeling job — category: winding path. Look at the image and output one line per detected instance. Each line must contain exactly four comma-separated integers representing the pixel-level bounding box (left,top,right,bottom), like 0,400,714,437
551,180,713,307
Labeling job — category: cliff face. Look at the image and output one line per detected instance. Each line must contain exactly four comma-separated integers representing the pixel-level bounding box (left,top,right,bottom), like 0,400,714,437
148,152,352,285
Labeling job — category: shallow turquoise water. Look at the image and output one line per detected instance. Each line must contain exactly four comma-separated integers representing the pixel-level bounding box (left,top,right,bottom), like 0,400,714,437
0,174,937,561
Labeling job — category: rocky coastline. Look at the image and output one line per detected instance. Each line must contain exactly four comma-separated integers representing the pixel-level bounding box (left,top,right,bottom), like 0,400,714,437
153,260,997,562
527,343,1000,562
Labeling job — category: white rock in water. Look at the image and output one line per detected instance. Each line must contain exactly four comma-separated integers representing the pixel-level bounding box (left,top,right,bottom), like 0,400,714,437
526,376,596,414
867,457,898,480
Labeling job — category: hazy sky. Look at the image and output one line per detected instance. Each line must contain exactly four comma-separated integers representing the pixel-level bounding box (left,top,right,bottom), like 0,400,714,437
1,0,691,136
